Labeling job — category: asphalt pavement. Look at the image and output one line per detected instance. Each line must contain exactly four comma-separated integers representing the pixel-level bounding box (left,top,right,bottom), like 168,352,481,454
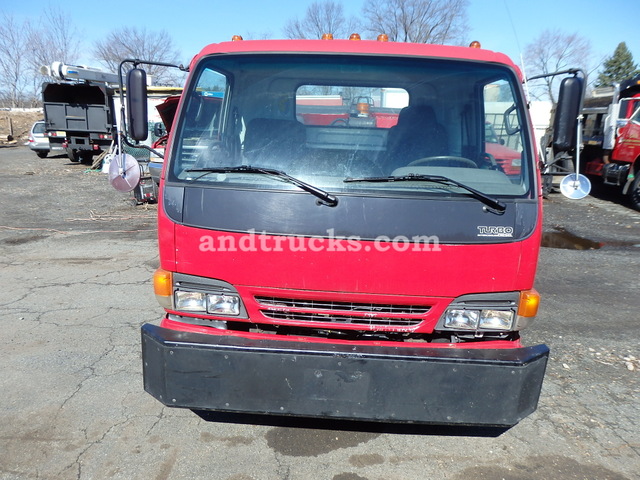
1,145,638,480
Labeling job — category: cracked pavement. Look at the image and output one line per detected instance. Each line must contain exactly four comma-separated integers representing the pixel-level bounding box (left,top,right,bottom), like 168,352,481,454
0,146,638,479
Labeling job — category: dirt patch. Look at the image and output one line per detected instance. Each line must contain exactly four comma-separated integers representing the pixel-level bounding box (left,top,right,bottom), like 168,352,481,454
0,110,43,144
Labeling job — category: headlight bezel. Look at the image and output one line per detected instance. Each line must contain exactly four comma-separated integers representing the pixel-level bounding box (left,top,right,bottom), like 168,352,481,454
156,272,248,318
438,291,535,333
173,290,242,316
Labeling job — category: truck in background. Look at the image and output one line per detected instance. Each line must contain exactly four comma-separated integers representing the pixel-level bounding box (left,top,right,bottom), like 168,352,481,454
120,35,583,427
581,75,640,210
41,63,119,163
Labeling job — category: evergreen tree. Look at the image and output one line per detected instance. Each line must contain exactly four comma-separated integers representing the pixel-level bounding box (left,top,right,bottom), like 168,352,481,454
596,42,639,87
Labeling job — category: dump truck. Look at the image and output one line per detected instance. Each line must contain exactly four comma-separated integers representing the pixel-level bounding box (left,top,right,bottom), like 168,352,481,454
581,75,640,209
41,63,118,163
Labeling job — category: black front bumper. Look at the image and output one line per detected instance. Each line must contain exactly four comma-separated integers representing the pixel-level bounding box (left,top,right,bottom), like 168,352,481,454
141,324,549,426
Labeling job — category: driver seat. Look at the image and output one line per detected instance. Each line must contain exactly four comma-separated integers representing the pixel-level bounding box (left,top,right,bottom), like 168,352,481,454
385,105,448,172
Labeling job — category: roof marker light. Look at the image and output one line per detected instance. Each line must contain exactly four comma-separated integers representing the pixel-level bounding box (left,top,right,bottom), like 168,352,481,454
377,34,389,42
322,33,334,40
349,33,361,41
232,35,243,41
469,41,481,48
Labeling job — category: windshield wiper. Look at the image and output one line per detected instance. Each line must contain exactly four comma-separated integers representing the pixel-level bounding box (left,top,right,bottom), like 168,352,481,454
187,165,338,207
345,174,506,213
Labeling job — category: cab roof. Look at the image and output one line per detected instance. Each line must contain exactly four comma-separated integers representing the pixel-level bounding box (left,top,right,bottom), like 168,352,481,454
193,38,521,79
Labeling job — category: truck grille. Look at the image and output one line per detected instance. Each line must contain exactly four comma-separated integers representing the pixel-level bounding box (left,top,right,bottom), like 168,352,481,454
254,296,430,327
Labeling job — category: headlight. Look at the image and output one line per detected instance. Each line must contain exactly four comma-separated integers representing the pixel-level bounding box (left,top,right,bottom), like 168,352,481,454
175,291,207,311
443,308,514,330
438,291,524,333
444,309,479,330
174,291,241,316
207,294,240,316
479,309,514,330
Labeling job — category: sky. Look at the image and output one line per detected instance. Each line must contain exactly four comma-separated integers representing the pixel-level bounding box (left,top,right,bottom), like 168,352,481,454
5,0,640,78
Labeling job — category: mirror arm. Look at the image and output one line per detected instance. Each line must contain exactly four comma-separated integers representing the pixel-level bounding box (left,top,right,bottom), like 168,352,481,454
117,59,187,146
526,68,585,83
118,133,166,160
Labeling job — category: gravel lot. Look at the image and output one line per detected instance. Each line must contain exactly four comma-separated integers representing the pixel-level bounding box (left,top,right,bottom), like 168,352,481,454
1,145,638,480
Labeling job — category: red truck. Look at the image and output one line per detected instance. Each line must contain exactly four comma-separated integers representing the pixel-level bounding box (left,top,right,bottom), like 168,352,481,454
122,35,582,427
582,75,640,210
611,106,640,208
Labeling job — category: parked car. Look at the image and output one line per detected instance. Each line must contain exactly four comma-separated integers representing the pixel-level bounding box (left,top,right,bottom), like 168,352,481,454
27,121,62,158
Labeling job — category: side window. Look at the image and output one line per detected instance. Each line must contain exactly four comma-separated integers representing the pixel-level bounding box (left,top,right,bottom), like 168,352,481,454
174,68,227,175
483,80,524,176
631,102,640,124
185,68,226,136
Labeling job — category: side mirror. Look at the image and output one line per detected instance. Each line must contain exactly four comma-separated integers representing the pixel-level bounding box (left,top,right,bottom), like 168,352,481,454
153,122,166,138
553,76,584,152
127,68,148,141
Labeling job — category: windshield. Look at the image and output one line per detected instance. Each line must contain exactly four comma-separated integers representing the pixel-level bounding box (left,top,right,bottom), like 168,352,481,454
169,53,532,198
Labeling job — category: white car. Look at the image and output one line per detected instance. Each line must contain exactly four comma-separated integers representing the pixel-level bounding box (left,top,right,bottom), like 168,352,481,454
27,121,62,158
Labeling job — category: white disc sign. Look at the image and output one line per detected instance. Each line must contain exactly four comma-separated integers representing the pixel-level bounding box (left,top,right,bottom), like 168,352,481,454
560,173,591,200
109,153,141,192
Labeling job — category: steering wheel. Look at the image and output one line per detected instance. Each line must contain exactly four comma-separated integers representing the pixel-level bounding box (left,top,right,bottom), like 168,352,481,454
482,152,499,169
330,118,348,126
407,156,478,168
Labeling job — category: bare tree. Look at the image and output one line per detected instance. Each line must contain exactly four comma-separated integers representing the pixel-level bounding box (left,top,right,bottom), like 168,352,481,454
525,29,593,103
25,6,82,105
28,6,81,74
0,9,84,107
361,0,469,44
0,13,31,107
93,27,182,85
284,1,360,40
243,31,274,41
